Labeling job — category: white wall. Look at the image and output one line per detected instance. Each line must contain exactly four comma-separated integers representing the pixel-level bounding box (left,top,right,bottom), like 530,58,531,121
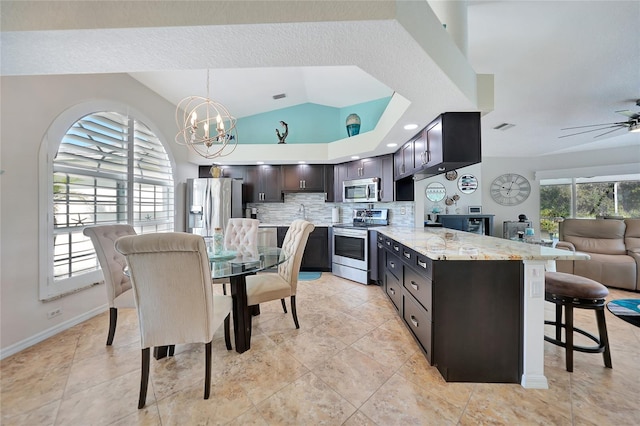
413,148,640,237
0,74,196,356
481,149,640,238
414,163,483,228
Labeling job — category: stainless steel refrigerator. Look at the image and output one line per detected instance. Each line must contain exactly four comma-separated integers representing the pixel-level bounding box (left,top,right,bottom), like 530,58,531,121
186,178,243,236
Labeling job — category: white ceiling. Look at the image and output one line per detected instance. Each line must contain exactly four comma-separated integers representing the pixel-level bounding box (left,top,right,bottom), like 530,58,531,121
2,0,639,161
129,66,393,120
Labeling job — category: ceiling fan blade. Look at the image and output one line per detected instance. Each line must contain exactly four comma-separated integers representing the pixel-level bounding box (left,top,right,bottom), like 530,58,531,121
558,124,626,138
615,109,640,119
592,125,627,138
561,122,627,130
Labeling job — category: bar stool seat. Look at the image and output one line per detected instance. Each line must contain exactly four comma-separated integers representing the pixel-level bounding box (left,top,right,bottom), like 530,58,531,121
544,271,612,372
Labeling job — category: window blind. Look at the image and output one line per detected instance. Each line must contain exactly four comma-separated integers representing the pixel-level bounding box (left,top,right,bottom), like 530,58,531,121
51,111,174,288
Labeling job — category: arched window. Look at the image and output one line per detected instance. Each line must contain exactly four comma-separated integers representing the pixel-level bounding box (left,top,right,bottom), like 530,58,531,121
40,110,174,300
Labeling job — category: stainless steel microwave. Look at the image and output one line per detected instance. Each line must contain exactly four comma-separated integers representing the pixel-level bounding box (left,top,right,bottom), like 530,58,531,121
343,178,379,203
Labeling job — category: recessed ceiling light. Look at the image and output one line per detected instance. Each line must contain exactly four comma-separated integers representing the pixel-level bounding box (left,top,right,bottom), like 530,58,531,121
298,160,306,164
387,143,398,147
404,124,418,130
257,161,264,165
351,156,360,160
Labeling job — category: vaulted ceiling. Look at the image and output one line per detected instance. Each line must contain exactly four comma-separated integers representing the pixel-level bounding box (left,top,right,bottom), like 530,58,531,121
2,1,638,164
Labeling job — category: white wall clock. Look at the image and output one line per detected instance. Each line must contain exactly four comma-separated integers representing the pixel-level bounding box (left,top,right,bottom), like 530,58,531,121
490,173,531,206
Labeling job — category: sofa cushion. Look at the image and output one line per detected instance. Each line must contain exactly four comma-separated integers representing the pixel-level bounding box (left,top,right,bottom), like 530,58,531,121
560,219,627,255
573,252,637,291
624,218,640,251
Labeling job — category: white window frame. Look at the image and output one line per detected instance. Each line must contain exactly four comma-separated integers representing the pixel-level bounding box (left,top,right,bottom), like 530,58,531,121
38,100,176,301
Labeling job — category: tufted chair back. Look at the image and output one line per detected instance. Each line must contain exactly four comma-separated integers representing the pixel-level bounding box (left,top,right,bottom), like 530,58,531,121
115,232,224,348
224,218,260,258
278,219,315,295
84,224,137,306
114,232,232,408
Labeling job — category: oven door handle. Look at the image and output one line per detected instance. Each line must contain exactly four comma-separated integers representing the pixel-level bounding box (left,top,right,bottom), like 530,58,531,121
334,228,368,238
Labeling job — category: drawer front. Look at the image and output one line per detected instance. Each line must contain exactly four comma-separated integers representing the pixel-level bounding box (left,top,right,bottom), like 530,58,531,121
385,252,403,281
414,253,433,279
385,270,402,312
390,240,402,257
403,292,432,363
384,236,393,250
401,246,414,264
403,266,432,316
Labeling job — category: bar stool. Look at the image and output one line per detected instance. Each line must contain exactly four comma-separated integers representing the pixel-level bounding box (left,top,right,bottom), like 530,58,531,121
544,271,612,372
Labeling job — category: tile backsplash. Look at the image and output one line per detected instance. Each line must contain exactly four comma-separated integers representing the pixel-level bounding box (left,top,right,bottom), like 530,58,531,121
247,193,415,226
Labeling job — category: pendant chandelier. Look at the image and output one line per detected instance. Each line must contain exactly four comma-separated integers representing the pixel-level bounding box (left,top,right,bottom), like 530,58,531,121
175,70,238,159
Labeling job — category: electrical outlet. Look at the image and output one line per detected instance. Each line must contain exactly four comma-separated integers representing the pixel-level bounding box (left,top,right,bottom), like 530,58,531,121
47,308,62,319
401,207,406,215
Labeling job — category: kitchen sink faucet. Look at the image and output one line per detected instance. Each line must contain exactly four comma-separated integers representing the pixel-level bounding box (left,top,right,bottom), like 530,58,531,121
299,203,306,220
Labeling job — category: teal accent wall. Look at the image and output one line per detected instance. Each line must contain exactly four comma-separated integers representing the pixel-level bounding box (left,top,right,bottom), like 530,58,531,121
236,96,391,144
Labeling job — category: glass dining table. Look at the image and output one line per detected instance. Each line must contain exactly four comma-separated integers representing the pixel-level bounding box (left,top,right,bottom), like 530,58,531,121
128,246,289,359
210,246,289,354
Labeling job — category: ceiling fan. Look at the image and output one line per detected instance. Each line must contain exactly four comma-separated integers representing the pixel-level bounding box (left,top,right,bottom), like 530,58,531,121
559,99,640,138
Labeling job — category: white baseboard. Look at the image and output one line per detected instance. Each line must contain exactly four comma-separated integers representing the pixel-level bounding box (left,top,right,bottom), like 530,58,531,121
0,305,108,360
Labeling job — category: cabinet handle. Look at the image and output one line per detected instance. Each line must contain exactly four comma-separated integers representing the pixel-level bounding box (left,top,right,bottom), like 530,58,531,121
438,167,445,172
377,243,383,248
386,240,391,246
389,287,395,295
427,151,431,163
390,261,395,269
410,281,419,291
303,180,306,188
393,245,399,251
403,251,411,259
410,315,419,327
417,259,427,269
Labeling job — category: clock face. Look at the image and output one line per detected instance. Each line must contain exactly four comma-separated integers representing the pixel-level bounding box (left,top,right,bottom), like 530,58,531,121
490,173,531,206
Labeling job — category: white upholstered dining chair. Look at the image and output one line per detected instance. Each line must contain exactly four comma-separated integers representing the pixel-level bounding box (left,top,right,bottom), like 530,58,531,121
114,232,233,409
215,218,260,294
83,224,137,345
245,219,315,329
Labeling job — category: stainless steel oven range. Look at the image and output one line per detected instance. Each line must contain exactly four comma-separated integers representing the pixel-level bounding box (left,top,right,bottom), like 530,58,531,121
332,208,388,284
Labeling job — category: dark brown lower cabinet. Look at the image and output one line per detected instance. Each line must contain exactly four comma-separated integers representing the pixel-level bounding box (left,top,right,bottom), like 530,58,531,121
277,226,330,272
381,234,523,383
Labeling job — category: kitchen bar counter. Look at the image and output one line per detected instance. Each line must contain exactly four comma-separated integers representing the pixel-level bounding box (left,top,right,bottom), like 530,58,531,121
378,225,589,261
376,225,589,390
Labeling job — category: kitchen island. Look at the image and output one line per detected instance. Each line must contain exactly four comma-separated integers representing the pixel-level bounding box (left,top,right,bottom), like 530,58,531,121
376,226,589,389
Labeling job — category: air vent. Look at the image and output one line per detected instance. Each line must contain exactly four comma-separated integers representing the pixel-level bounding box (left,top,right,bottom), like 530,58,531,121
272,93,286,100
493,123,515,131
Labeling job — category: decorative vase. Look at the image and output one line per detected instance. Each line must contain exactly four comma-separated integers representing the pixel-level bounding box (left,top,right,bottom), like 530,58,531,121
346,113,361,137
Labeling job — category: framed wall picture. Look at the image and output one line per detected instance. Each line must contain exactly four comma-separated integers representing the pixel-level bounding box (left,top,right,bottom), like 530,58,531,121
457,174,478,194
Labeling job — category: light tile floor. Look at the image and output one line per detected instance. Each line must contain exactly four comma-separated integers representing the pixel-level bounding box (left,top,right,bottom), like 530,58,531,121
2,273,639,425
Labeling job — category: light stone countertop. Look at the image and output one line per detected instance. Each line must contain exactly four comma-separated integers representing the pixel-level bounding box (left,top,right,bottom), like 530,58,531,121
377,226,590,262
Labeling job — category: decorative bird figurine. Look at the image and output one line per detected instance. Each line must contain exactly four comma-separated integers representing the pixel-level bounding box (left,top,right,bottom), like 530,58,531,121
276,121,288,144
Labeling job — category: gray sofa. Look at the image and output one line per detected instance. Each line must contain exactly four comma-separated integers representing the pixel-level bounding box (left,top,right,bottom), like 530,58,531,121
555,218,640,292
